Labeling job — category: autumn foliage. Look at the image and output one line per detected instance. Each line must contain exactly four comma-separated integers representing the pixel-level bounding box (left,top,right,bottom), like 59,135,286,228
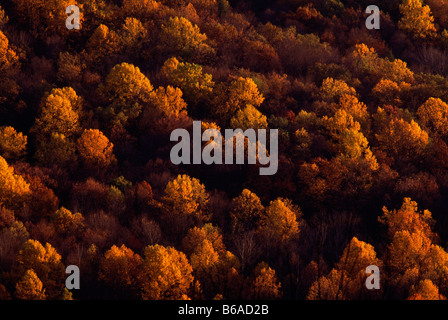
2,0,448,301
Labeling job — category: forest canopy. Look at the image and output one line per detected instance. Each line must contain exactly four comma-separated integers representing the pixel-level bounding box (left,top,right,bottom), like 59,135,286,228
1,0,448,301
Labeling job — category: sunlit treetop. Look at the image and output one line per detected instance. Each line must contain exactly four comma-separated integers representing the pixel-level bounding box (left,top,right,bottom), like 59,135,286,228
214,77,265,121
407,279,446,300
159,16,214,59
252,262,282,299
230,104,268,131
376,116,430,161
87,24,122,63
0,30,18,72
120,17,148,56
318,78,356,102
99,62,154,126
76,129,116,170
379,197,436,240
336,237,382,276
163,174,210,220
417,97,448,137
98,244,142,292
344,44,414,83
399,0,437,39
0,126,27,161
0,155,30,209
139,244,193,300
15,269,46,300
230,188,264,233
182,223,226,257
258,198,301,243
122,0,161,20
307,237,382,300
161,57,214,106
51,207,85,235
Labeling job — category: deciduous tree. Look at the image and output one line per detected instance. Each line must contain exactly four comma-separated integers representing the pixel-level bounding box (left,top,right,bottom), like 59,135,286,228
139,244,193,300
251,262,282,299
308,237,382,300
76,129,116,170
417,97,448,137
230,189,264,233
140,86,190,134
159,16,213,60
214,77,265,122
163,174,210,221
33,87,82,141
0,156,30,209
99,244,142,297
161,57,214,108
0,126,27,161
408,279,446,300
99,63,153,127
379,197,436,240
15,269,46,300
258,198,301,244
17,239,65,299
399,0,436,39
230,105,268,131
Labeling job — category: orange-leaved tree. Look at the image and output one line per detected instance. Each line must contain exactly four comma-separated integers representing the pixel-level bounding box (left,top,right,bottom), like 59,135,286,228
139,244,193,300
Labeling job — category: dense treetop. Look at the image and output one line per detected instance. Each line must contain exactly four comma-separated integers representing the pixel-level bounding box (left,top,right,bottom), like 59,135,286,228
1,0,448,300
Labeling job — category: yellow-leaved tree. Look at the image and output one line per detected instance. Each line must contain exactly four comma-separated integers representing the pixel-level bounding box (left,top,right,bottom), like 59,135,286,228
307,237,383,300
120,17,148,57
318,78,356,102
159,16,213,59
407,279,446,300
0,156,30,209
76,129,116,171
99,244,142,298
86,24,122,63
33,88,81,138
230,189,264,233
15,269,46,300
375,116,430,163
417,97,448,137
214,77,265,122
161,57,214,108
230,104,268,131
139,244,193,300
379,197,436,240
17,239,65,299
0,126,27,161
32,87,83,167
380,198,448,296
399,0,436,39
51,207,85,235
99,62,153,127
182,224,241,299
251,262,282,299
163,174,210,221
258,198,301,245
140,85,190,134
